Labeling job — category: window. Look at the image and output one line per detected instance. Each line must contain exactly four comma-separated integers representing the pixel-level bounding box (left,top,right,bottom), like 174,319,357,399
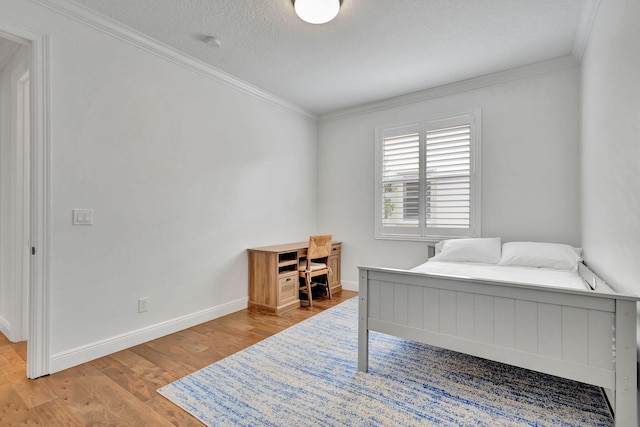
375,111,481,241
403,181,419,220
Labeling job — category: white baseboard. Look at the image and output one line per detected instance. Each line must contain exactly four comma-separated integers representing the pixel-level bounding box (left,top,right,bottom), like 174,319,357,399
341,280,358,292
0,315,11,340
50,297,248,374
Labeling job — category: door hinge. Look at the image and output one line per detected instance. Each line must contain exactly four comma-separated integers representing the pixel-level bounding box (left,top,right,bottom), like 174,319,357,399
31,247,36,255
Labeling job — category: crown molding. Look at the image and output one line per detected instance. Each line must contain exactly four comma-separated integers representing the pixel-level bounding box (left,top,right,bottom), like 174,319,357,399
320,55,580,123
571,0,601,61
31,0,318,122
31,0,593,125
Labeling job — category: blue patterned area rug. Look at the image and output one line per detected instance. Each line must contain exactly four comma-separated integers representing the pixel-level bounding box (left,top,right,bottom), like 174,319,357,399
158,298,613,426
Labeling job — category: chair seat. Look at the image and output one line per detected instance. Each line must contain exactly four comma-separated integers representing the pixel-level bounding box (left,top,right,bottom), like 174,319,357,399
299,261,327,272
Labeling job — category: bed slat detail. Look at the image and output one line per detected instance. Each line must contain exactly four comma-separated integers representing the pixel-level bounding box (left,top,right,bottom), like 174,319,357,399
587,310,614,370
407,286,423,328
368,284,617,372
439,290,457,336
515,300,538,354
368,280,382,320
380,282,395,322
561,307,589,365
537,303,562,359
494,297,515,349
393,283,408,325
456,292,475,339
474,294,494,344
423,287,440,331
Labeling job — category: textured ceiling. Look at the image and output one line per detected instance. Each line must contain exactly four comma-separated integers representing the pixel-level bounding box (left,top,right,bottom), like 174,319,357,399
73,0,590,115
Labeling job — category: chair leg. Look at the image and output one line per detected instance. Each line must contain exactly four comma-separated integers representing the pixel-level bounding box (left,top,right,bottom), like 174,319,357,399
306,272,313,307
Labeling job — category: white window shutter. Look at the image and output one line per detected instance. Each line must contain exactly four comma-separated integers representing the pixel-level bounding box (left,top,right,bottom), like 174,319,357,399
380,130,420,229
425,124,471,230
375,111,481,241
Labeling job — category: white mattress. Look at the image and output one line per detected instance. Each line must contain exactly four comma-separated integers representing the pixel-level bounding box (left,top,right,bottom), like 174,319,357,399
410,261,589,291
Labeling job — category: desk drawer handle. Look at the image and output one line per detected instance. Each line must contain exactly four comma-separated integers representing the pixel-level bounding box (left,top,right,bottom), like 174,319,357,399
286,278,292,282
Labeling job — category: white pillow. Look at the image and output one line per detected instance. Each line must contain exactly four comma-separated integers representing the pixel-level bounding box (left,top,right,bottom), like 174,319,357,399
498,241,582,271
431,238,502,264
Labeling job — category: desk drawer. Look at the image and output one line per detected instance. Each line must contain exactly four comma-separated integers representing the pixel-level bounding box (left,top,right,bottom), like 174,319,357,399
278,273,298,306
299,243,341,258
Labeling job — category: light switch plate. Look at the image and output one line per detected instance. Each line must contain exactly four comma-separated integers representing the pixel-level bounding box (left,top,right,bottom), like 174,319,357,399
72,208,93,225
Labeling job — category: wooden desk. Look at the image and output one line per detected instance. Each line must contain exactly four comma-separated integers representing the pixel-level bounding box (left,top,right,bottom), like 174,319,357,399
247,241,342,314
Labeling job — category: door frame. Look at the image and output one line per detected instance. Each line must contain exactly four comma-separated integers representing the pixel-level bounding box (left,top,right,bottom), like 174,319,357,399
0,23,51,379
14,66,30,343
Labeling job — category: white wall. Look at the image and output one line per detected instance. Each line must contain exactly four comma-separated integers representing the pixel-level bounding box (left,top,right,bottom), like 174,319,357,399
581,0,640,299
0,0,318,371
318,67,581,286
580,0,640,409
0,42,29,341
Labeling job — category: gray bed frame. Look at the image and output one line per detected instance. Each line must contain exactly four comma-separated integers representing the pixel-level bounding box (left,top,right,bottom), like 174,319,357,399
358,263,638,426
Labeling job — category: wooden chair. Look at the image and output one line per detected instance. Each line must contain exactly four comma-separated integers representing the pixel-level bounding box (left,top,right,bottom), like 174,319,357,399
299,234,332,307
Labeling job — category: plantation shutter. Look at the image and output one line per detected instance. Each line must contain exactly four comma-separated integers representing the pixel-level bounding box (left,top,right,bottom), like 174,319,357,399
379,124,421,234
375,111,480,241
425,124,471,231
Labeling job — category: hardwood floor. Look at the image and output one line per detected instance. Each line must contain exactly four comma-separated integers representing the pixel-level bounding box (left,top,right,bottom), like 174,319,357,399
0,290,357,426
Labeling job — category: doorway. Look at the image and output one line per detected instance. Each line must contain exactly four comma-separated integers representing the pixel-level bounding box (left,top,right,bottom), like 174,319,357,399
0,23,49,379
0,35,30,369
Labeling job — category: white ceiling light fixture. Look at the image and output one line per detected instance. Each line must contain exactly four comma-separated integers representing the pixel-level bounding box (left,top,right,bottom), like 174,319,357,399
293,0,341,25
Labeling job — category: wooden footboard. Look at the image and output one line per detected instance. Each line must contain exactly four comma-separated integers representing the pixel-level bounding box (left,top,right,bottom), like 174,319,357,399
357,266,638,427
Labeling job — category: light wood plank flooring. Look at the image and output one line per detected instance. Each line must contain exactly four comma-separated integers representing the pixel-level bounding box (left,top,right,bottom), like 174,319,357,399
0,291,357,426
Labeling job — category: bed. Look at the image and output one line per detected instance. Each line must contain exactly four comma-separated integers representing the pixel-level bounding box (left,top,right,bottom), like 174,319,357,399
357,239,638,427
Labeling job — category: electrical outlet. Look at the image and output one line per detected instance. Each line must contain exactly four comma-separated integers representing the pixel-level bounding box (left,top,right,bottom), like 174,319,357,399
138,297,149,313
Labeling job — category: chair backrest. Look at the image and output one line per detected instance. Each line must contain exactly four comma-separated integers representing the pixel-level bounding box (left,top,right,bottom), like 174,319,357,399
307,234,332,260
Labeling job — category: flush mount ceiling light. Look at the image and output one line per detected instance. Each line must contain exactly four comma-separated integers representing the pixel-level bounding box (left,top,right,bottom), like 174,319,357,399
293,0,341,24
